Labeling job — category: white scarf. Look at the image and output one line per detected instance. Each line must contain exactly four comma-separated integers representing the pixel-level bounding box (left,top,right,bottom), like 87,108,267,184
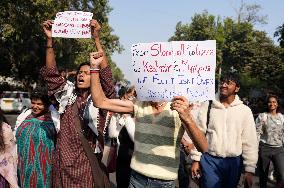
53,81,100,136
14,106,60,134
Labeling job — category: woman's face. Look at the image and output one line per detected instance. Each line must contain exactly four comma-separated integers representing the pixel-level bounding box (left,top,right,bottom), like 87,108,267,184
126,89,136,101
76,65,91,89
267,97,278,112
31,99,47,116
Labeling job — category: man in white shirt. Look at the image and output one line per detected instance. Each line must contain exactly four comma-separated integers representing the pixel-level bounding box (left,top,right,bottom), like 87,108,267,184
191,72,258,188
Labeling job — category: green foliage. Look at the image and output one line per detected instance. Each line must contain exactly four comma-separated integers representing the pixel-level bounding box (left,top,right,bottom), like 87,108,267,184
274,23,284,48
0,0,124,88
169,10,284,94
238,72,265,97
169,11,224,64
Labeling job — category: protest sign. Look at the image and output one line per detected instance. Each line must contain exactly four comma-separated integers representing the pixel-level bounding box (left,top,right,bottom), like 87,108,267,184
52,11,93,38
131,40,216,102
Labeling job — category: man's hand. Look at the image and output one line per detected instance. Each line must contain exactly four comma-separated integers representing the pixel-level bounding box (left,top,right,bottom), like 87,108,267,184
90,51,104,68
90,19,101,38
42,20,53,39
181,138,194,155
243,172,254,188
191,161,202,182
171,96,193,125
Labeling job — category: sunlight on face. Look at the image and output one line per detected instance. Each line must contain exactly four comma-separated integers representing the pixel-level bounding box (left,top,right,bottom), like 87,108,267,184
219,80,239,97
31,99,47,116
268,97,278,112
76,65,91,89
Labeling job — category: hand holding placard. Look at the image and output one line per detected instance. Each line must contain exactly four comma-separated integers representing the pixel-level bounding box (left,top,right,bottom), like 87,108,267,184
52,11,93,38
90,19,101,38
42,20,53,39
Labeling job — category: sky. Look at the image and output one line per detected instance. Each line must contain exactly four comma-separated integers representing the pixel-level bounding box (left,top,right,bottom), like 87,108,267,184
108,0,284,81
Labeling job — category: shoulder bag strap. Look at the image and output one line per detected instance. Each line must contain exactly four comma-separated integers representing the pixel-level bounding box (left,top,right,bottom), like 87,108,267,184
205,100,212,136
72,103,108,188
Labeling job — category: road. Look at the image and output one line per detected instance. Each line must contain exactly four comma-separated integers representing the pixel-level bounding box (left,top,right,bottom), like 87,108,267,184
5,113,19,129
103,144,275,188
5,113,276,188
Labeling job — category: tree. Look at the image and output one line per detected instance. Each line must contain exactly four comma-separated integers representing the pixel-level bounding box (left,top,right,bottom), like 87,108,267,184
274,23,284,48
0,0,124,90
274,23,284,92
169,11,225,70
169,11,284,94
231,0,268,25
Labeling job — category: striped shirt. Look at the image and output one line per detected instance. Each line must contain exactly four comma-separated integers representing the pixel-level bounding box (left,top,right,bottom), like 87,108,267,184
130,101,184,180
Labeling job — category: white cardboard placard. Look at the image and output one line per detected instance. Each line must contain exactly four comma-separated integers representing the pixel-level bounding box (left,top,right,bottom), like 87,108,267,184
131,40,216,102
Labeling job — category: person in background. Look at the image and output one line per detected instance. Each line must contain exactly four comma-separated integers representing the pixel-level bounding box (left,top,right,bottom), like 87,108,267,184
41,19,115,187
178,101,201,188
108,86,136,188
191,72,258,188
0,110,18,188
58,67,67,79
255,94,284,188
58,67,77,83
114,81,122,98
90,51,208,188
15,88,56,188
178,135,194,188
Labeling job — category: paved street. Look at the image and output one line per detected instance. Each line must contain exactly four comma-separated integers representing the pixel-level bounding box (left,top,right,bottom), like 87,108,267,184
5,113,19,129
103,143,276,188
6,113,276,188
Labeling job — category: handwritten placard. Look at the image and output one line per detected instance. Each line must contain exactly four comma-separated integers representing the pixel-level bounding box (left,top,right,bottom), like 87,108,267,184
52,11,93,38
131,40,216,102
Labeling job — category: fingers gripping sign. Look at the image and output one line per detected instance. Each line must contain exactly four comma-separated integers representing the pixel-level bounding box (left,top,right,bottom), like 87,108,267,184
90,19,101,38
171,96,193,125
42,20,53,38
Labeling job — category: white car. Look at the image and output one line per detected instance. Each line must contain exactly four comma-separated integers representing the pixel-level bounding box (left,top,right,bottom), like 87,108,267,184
0,91,31,113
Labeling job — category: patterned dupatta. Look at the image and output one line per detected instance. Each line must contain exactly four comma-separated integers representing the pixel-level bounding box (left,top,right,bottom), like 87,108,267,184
0,123,19,188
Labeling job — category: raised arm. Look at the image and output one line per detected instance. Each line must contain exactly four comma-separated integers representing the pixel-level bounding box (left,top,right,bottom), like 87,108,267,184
90,52,134,113
40,20,67,96
42,20,56,68
171,96,208,153
90,19,115,98
91,19,108,69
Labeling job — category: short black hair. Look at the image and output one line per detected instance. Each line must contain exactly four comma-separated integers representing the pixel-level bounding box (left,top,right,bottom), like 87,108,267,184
220,72,240,87
118,86,127,99
76,62,90,74
30,86,50,107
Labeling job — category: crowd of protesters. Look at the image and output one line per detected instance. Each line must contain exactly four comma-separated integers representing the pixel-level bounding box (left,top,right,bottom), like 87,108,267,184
0,18,283,188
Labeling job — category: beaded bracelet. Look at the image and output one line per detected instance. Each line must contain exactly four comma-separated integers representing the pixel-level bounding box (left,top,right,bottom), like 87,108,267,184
90,68,100,71
46,45,53,48
90,70,100,74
